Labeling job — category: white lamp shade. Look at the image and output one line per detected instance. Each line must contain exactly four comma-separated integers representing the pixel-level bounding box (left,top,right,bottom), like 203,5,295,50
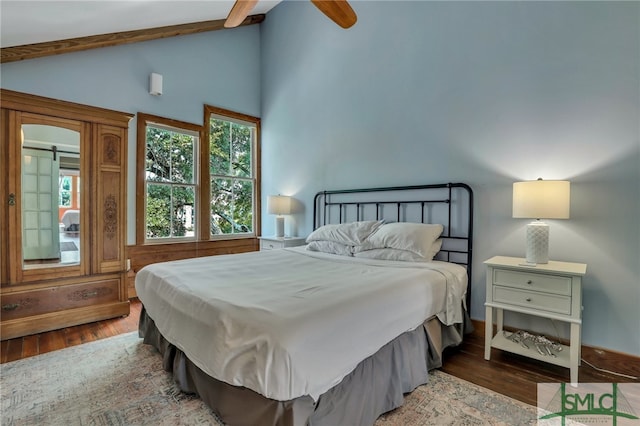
512,180,570,219
267,195,292,215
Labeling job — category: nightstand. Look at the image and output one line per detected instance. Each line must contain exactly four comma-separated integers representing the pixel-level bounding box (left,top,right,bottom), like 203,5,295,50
259,236,306,251
484,256,587,383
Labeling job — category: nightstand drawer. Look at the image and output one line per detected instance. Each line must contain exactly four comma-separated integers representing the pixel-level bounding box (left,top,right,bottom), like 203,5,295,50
260,239,284,250
493,269,571,296
493,286,572,315
259,237,306,251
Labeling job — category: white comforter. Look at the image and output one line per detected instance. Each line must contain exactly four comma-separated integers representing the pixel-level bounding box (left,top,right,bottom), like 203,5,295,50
135,246,467,401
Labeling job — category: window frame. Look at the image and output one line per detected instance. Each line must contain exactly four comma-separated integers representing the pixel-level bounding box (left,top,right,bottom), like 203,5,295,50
202,105,261,241
136,108,261,246
136,113,203,245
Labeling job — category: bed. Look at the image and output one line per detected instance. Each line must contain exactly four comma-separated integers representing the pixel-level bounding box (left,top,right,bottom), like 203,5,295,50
136,183,474,426
60,209,80,233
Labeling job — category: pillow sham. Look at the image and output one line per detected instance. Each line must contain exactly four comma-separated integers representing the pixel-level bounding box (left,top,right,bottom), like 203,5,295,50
428,238,443,260
363,222,443,258
306,220,384,246
354,239,443,262
306,240,353,257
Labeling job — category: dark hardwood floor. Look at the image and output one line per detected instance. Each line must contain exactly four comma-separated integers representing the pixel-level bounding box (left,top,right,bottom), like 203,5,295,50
440,322,639,407
0,300,141,364
1,299,638,408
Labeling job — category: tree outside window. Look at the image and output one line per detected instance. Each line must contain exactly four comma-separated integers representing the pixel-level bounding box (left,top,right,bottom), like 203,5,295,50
144,124,197,240
209,116,256,236
59,176,72,207
136,108,260,245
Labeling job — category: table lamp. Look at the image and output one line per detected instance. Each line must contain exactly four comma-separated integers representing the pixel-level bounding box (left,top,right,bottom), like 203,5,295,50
512,179,570,264
267,195,292,238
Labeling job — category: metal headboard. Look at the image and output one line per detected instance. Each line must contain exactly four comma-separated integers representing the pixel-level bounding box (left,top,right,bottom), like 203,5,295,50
313,183,474,309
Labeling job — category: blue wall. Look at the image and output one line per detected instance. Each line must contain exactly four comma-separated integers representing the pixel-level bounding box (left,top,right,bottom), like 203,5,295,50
1,1,638,355
1,25,262,247
260,1,639,355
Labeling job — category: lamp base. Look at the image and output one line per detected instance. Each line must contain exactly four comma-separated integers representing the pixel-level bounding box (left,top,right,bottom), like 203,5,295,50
525,221,549,264
275,216,285,238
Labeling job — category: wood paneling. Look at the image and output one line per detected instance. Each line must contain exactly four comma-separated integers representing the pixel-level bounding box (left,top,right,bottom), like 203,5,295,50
0,279,120,321
0,89,134,127
1,89,132,340
1,15,266,64
0,300,130,341
94,124,127,274
0,109,9,284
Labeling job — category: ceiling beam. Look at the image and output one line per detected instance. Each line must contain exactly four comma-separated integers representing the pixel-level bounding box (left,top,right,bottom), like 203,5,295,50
1,14,265,64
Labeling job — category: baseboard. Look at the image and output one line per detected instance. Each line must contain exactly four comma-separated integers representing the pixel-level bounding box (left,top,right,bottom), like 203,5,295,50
471,319,640,380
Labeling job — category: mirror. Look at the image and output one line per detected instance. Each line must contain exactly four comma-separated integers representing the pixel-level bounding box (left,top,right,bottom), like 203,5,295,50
21,124,81,269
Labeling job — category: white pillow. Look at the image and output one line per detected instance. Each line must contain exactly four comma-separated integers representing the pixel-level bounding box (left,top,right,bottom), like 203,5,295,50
364,222,443,258
354,239,443,262
306,220,384,246
306,240,353,256
429,238,443,260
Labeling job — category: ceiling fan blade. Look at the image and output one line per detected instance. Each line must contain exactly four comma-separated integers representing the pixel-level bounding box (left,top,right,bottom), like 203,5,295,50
225,0,259,28
310,0,357,29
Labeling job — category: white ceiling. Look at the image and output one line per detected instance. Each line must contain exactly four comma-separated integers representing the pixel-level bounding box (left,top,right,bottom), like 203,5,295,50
0,0,282,48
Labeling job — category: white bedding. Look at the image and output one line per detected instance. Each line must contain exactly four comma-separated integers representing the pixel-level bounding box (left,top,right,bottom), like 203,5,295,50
135,246,467,401
60,209,79,228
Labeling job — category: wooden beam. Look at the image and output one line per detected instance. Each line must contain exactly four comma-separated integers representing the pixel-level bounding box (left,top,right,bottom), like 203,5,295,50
1,14,265,64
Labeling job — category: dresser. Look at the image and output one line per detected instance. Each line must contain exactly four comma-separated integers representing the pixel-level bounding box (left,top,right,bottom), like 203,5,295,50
259,236,306,251
1,89,131,340
484,256,587,383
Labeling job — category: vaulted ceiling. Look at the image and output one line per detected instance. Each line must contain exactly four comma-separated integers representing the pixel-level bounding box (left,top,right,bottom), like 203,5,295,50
1,1,281,48
0,1,281,62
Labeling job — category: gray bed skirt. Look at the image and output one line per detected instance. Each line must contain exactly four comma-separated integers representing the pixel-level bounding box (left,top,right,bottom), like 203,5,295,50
139,306,469,426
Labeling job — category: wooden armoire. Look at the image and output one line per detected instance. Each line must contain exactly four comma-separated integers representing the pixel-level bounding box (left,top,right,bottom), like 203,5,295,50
0,89,132,340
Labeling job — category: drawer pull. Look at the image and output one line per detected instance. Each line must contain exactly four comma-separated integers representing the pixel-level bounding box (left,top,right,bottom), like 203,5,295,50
2,303,19,311
68,288,111,301
527,280,533,285
526,297,532,302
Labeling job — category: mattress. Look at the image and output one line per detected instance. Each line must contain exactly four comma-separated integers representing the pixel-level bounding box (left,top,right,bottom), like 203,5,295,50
135,246,468,402
60,209,79,228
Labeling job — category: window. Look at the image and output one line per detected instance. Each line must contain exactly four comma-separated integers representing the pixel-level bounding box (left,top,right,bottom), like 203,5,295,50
136,108,260,245
206,106,259,238
144,123,197,240
59,176,72,207
58,172,79,208
137,114,201,243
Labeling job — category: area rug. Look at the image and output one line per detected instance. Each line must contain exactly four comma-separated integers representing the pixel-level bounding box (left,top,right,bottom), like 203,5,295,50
1,332,537,425
60,241,77,252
